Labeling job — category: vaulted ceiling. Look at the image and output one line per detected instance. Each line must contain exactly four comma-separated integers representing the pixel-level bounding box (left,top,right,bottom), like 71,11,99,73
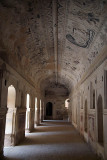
0,0,107,93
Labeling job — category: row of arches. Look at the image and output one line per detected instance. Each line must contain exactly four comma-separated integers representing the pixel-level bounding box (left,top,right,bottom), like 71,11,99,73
4,84,70,147
4,85,42,147
5,85,16,146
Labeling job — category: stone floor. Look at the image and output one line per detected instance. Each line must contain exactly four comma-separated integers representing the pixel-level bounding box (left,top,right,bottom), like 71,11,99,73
3,121,99,160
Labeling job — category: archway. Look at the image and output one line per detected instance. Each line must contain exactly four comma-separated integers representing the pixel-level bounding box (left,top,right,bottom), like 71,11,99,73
35,97,37,124
65,99,70,108
97,95,103,145
64,99,69,120
25,94,30,131
84,100,87,133
46,102,53,118
5,85,16,147
40,99,42,122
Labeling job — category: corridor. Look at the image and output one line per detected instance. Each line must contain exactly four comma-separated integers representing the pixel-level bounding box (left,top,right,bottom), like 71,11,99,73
3,121,99,160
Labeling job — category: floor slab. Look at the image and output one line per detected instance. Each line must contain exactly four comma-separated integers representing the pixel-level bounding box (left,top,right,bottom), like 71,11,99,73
3,121,99,160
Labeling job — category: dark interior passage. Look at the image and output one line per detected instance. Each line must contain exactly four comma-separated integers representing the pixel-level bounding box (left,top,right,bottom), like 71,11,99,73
46,102,53,116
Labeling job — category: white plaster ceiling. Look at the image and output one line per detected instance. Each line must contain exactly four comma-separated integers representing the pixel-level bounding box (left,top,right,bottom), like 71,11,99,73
0,0,107,93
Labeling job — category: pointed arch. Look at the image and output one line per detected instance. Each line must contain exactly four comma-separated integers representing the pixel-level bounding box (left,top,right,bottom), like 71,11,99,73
5,85,16,146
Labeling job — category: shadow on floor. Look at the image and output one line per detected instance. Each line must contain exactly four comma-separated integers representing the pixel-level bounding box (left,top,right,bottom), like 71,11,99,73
33,123,72,133
4,121,101,160
1,156,20,160
21,122,84,146
40,120,71,126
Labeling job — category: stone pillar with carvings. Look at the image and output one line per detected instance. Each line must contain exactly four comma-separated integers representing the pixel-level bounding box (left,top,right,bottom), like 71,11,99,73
42,101,45,121
41,101,43,122
41,100,44,122
36,97,40,126
15,90,26,145
5,91,17,147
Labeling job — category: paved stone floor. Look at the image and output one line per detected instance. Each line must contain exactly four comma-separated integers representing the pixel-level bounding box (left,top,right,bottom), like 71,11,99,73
3,121,99,160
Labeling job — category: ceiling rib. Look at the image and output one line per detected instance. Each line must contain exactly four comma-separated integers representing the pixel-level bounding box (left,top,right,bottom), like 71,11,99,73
52,0,58,84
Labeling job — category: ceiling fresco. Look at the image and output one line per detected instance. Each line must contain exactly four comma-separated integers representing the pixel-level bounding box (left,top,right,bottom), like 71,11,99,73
0,0,107,93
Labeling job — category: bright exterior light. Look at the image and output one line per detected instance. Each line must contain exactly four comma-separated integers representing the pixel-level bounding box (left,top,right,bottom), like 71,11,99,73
27,94,30,109
65,99,70,108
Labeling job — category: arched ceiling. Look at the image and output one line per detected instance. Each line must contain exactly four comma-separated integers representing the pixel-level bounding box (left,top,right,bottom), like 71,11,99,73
40,74,73,93
0,0,107,93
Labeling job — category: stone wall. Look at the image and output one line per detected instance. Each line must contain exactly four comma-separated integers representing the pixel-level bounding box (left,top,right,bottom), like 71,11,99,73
45,95,68,120
0,58,43,157
70,58,107,159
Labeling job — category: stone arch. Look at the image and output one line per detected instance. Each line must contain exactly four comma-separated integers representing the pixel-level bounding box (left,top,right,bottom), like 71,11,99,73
25,93,30,130
84,99,88,132
7,85,16,109
97,94,103,145
5,85,16,146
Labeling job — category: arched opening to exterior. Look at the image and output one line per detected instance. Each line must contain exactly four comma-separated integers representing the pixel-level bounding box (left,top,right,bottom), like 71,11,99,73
65,99,70,108
35,97,37,124
5,85,16,147
40,99,42,122
63,99,69,120
84,100,88,133
97,95,103,145
25,94,30,131
46,102,53,119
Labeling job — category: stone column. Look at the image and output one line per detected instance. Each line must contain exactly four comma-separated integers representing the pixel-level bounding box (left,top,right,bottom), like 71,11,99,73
36,97,40,126
42,102,45,121
41,101,44,122
40,100,43,122
12,108,17,145
15,107,26,145
29,108,35,132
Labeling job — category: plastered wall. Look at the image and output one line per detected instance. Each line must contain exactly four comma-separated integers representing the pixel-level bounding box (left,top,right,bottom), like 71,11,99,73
69,59,107,159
